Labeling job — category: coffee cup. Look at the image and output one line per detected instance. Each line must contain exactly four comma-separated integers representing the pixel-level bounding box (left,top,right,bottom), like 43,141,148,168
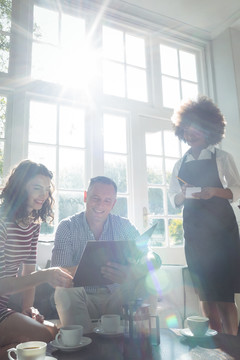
8,341,46,360
187,315,209,336
55,325,83,347
101,314,121,333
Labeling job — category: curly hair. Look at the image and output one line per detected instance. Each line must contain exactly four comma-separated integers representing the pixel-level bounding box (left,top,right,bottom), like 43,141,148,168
0,159,54,223
171,96,226,146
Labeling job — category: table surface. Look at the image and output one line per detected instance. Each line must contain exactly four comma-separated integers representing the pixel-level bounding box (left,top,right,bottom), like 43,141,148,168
47,328,240,360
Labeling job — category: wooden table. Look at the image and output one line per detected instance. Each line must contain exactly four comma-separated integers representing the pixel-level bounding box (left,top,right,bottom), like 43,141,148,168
47,329,240,360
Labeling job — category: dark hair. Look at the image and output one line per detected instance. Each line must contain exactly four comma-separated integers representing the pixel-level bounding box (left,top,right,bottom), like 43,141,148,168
88,176,117,193
171,96,226,146
0,159,54,223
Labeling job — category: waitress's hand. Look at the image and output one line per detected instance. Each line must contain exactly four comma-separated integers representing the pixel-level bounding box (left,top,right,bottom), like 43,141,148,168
174,184,188,207
193,187,216,199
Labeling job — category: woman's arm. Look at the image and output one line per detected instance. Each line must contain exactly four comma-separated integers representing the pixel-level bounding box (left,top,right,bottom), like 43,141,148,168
0,267,73,297
217,149,240,202
21,264,37,311
168,159,185,208
196,187,233,200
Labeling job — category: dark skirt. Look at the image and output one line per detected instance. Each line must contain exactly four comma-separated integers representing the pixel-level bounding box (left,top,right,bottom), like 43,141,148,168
183,200,240,302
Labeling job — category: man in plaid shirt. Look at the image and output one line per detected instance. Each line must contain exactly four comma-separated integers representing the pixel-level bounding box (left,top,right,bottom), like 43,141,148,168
52,176,161,333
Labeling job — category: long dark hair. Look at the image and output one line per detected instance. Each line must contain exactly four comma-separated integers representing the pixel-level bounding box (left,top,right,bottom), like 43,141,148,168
0,160,54,223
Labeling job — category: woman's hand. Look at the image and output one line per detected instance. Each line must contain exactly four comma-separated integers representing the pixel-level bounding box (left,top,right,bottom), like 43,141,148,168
22,306,44,323
193,187,216,199
174,184,187,207
41,267,73,288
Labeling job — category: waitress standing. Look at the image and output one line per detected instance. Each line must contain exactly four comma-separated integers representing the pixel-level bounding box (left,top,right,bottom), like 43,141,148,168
169,96,240,335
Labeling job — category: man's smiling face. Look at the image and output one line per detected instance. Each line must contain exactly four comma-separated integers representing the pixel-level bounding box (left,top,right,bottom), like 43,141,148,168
85,182,117,224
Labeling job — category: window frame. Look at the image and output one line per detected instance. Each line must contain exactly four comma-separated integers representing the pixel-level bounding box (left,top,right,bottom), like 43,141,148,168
0,0,211,263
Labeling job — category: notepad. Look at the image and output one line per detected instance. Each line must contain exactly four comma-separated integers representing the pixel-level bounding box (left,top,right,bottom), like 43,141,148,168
185,187,201,199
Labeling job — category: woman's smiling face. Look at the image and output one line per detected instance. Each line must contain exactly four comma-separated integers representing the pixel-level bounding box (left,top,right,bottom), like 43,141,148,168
183,125,207,149
25,174,51,213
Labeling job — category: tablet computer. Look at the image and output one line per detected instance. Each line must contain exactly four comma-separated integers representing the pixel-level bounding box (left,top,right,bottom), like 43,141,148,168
73,223,157,287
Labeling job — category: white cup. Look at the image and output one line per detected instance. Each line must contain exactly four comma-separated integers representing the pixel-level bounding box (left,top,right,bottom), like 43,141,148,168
101,314,121,333
187,315,209,336
8,341,46,360
55,325,83,347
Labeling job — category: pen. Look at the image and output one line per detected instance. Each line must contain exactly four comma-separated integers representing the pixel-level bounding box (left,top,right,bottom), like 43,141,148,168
176,176,188,185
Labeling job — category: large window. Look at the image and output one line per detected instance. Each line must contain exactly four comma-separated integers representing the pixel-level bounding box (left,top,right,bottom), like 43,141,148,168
32,5,89,88
160,44,199,108
0,0,208,263
28,99,86,235
103,112,129,217
102,25,148,101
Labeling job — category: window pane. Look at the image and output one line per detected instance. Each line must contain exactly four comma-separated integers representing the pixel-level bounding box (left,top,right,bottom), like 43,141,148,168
0,96,7,138
169,218,184,246
59,148,84,189
160,45,178,77
126,34,146,67
127,67,147,102
0,0,11,32
33,6,59,44
111,197,128,218
149,219,166,247
59,106,85,147
147,156,163,185
0,142,4,186
162,76,180,108
102,26,124,62
180,51,197,81
104,114,126,153
167,195,181,215
29,101,57,144
148,188,163,215
164,130,180,157
0,35,10,73
40,222,54,236
28,144,56,175
61,14,85,48
182,81,198,101
31,42,59,82
104,154,127,193
103,61,125,97
165,158,178,184
145,132,162,156
60,15,90,89
59,191,84,222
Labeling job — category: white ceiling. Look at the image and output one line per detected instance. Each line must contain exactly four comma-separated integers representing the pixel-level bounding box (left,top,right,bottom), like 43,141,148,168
108,0,240,40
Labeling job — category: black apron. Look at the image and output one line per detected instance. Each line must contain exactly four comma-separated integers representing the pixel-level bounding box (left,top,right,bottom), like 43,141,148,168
178,149,240,301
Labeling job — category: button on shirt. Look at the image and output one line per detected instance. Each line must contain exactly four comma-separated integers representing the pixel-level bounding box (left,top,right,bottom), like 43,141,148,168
51,212,141,293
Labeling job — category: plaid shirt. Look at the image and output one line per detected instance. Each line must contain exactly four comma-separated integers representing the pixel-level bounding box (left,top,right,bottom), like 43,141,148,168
51,212,141,293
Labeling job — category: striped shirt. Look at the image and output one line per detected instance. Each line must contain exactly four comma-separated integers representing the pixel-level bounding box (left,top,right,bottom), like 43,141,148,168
0,219,40,322
51,212,142,293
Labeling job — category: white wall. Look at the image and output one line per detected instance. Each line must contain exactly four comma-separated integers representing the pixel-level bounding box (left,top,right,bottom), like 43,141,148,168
211,28,240,223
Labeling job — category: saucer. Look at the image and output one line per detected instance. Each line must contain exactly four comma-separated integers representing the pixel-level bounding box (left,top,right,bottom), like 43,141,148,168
50,337,92,352
93,325,124,336
180,328,218,339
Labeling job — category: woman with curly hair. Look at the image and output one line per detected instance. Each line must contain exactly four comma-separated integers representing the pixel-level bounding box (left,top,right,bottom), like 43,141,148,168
0,160,73,349
169,96,240,335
